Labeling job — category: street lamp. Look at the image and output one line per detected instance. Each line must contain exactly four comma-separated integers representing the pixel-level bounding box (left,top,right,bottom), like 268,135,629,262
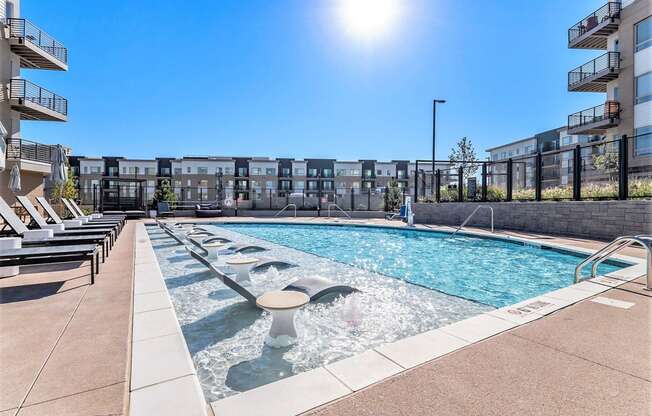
432,99,446,195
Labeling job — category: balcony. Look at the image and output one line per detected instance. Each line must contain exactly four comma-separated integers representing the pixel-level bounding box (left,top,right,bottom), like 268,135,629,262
568,2,620,49
568,52,620,92
5,138,54,174
567,101,620,135
9,79,68,121
6,18,68,71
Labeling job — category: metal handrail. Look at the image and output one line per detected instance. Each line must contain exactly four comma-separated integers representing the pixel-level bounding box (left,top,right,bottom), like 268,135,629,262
568,101,619,130
568,2,620,44
274,203,296,217
575,235,652,290
6,18,68,64
449,206,494,237
327,204,351,219
568,52,620,87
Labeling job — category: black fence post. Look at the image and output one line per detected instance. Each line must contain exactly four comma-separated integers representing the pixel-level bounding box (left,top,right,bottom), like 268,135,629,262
573,144,582,201
367,188,371,210
93,184,97,212
302,190,305,210
435,169,441,203
481,163,487,202
413,161,419,202
535,152,542,201
506,159,513,201
457,167,463,202
269,188,272,209
619,135,628,200
350,188,355,211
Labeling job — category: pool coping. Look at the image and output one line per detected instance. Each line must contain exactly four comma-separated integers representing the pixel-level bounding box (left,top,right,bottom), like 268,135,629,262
143,220,646,416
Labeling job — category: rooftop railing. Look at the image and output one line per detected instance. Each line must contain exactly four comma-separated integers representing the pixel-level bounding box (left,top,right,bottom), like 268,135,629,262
10,78,68,116
568,101,620,130
6,137,54,164
6,18,68,64
568,52,620,87
568,2,620,44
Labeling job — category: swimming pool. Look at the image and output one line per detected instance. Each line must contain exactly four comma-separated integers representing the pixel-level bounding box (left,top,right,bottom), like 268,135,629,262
218,223,624,308
148,222,626,402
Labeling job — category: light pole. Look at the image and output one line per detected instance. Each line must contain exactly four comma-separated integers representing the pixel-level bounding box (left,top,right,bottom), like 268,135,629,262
432,99,446,195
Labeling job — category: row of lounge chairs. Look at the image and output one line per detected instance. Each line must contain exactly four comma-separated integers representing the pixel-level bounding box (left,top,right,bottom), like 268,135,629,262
0,197,127,284
156,221,358,308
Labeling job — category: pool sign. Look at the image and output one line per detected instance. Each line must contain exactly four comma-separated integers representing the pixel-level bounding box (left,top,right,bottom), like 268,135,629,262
224,198,233,207
467,177,477,199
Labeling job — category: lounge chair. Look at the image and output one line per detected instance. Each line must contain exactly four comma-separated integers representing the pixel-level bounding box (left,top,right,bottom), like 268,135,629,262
0,198,110,260
67,198,127,221
0,243,101,284
36,196,120,232
385,205,407,221
157,201,175,218
227,243,267,254
16,196,118,244
61,199,125,228
186,247,357,306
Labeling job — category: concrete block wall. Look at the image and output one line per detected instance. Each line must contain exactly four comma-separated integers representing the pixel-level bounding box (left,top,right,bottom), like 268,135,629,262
413,200,652,241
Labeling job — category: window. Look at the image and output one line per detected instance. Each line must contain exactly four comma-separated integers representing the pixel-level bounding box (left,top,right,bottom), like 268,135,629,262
397,170,406,179
307,181,318,190
145,167,156,175
323,181,333,190
386,169,391,176
187,179,191,186
107,167,118,176
561,136,572,146
294,167,305,175
83,166,88,174
322,168,333,178
635,126,652,156
128,167,136,174
635,16,651,52
525,145,535,154
613,86,620,102
307,168,318,177
336,169,347,176
500,152,507,159
186,167,191,173
266,168,276,176
635,72,651,104
147,180,155,187
376,169,382,176
281,167,291,177
224,167,234,175
266,180,274,189
280,180,291,190
237,167,248,177
363,169,373,178
251,167,261,175
193,167,205,174
352,182,360,188
70,166,79,176
122,167,127,174
294,181,305,189
174,180,181,187
90,166,101,174
174,168,182,175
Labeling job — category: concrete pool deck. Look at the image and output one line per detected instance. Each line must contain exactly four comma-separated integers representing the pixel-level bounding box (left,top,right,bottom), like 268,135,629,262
0,217,649,415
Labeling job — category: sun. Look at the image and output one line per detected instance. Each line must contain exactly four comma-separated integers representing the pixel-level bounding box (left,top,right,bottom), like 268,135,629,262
337,0,401,41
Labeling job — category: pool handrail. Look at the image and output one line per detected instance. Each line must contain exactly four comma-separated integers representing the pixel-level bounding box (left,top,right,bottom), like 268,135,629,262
449,205,494,238
327,204,351,219
574,235,651,290
274,203,297,218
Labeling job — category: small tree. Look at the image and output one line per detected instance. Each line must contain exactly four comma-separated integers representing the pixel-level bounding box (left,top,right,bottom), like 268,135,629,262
153,179,177,207
592,152,619,182
449,137,478,181
384,179,402,212
51,168,79,201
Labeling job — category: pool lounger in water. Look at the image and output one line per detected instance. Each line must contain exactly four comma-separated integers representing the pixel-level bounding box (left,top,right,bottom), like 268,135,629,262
227,244,267,253
185,247,357,305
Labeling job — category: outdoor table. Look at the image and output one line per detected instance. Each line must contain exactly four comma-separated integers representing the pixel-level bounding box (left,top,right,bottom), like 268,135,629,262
203,241,224,259
257,291,309,347
225,256,259,282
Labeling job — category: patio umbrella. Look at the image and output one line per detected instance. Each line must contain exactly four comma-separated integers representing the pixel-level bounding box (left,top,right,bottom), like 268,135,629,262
50,144,68,185
8,164,21,193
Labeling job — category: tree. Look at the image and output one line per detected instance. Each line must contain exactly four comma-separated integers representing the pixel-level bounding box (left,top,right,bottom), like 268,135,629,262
448,137,478,181
51,168,78,201
592,151,619,182
153,179,176,207
384,179,402,212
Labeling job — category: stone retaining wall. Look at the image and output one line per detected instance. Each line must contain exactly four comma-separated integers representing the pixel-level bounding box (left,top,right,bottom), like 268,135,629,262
413,200,652,240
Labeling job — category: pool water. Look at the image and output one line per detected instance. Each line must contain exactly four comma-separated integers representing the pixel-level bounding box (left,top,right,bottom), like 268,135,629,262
147,225,492,401
218,223,624,308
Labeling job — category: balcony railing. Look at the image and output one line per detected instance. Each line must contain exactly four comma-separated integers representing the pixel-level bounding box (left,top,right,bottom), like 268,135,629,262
6,138,54,164
10,79,68,117
568,2,620,48
6,18,68,65
568,52,620,91
568,101,620,131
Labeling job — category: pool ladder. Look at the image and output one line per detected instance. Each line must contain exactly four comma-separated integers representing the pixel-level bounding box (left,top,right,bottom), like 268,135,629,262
574,235,651,290
449,206,494,238
274,204,297,218
327,204,351,219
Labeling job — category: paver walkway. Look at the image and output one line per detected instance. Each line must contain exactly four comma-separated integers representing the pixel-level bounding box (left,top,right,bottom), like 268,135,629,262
0,221,135,416
307,276,651,416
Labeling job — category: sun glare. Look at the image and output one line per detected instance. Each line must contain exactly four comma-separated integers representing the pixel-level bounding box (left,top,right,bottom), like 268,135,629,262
337,0,401,41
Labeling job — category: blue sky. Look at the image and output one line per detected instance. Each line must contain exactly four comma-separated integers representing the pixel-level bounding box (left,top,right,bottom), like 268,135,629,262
21,0,604,160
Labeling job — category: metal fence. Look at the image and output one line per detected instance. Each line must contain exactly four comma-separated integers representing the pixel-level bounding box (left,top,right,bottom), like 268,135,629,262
414,133,651,203
6,18,68,63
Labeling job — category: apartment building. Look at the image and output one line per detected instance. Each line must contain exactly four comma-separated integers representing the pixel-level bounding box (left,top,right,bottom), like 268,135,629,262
567,0,651,174
71,155,432,207
0,0,69,204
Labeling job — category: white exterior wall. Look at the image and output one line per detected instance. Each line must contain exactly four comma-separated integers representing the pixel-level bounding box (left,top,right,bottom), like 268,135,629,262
292,160,307,175
79,159,105,174
487,138,537,161
180,159,235,174
334,161,361,176
119,159,158,175
248,160,278,175
374,162,396,177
